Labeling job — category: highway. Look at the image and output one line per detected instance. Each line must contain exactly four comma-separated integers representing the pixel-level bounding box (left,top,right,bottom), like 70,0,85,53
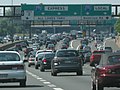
0,38,120,90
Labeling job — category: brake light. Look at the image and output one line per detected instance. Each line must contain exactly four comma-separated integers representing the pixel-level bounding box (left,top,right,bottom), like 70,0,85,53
12,65,24,70
43,59,47,62
43,59,47,64
98,67,112,76
90,55,95,61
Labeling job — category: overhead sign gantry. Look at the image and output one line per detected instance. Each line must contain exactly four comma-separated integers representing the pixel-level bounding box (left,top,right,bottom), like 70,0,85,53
21,4,112,21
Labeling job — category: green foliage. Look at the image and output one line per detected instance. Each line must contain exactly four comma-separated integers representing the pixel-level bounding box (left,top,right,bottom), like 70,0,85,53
115,18,120,33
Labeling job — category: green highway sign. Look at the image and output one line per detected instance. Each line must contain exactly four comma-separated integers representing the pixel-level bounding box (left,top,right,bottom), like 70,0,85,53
82,4,112,20
21,4,112,21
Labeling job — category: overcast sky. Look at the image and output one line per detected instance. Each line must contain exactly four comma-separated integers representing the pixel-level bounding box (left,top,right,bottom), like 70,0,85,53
0,0,120,5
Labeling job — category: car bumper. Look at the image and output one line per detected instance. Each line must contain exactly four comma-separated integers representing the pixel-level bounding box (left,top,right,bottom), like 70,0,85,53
0,70,26,83
98,76,120,87
53,65,82,73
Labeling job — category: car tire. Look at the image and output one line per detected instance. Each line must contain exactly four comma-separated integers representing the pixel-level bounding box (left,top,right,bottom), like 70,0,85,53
92,81,96,90
28,64,31,67
51,69,57,76
96,80,103,90
35,65,39,69
40,66,45,72
20,80,26,87
77,70,83,76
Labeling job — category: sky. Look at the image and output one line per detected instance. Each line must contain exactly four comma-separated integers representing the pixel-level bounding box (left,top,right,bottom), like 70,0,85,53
0,0,120,5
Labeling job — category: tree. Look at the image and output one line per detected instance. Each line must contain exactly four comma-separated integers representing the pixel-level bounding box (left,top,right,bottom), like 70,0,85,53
114,18,120,33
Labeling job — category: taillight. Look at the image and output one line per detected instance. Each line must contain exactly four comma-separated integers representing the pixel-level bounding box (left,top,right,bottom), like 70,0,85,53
43,59,47,62
98,67,112,76
17,65,24,70
42,59,47,64
12,65,24,70
90,55,95,61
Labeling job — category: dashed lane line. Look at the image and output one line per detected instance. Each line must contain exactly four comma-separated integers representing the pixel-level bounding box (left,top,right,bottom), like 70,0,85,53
53,88,64,90
26,70,64,90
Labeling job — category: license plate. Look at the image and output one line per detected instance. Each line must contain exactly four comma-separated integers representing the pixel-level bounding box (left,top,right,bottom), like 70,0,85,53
0,74,8,78
64,61,72,63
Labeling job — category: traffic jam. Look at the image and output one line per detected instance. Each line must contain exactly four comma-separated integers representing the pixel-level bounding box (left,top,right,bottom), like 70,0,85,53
0,29,120,90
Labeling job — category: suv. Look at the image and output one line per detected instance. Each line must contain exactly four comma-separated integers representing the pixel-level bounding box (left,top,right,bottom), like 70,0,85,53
51,49,83,76
0,51,26,86
91,52,120,90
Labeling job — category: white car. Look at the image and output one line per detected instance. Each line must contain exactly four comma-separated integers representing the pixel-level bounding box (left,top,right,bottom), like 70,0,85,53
0,51,26,86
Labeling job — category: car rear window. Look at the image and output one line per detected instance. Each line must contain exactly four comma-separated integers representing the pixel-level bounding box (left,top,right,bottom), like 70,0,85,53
108,55,120,65
45,53,55,59
57,50,79,57
0,53,20,61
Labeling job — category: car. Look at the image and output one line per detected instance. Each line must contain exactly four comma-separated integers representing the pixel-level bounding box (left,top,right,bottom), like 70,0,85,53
38,52,55,72
91,52,120,90
0,51,26,86
47,44,55,51
28,55,35,67
90,50,105,66
35,50,53,69
104,46,113,52
51,49,83,76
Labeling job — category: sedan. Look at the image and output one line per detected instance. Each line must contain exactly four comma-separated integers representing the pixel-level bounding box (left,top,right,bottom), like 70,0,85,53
51,49,83,76
0,51,26,86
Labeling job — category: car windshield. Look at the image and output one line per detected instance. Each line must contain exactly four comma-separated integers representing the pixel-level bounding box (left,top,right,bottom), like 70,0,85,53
0,53,20,61
57,50,79,57
107,55,120,65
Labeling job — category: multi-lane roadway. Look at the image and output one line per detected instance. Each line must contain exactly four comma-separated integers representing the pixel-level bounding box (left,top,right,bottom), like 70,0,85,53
0,38,120,90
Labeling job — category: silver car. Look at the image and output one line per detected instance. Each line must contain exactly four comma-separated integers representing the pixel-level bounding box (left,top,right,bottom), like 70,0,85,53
0,51,26,86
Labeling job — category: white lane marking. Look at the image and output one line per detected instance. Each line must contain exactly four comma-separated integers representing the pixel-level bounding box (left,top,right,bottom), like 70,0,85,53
76,44,81,50
26,70,64,90
43,82,51,84
40,80,46,82
70,40,74,48
48,84,56,87
37,77,43,80
53,88,64,90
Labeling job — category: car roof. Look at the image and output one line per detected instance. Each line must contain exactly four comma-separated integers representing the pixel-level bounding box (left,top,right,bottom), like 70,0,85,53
0,51,19,54
100,52,120,65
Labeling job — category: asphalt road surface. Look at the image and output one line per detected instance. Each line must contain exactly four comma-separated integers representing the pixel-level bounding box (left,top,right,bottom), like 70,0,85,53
0,38,120,90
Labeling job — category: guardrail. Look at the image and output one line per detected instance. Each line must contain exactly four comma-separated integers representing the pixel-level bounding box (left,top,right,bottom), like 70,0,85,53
0,40,25,51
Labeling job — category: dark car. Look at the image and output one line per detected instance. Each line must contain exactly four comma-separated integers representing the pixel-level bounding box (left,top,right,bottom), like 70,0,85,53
91,52,120,90
51,49,83,76
38,52,55,72
104,46,113,52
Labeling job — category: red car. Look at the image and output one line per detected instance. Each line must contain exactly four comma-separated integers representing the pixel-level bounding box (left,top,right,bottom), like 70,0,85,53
91,52,120,90
90,50,105,66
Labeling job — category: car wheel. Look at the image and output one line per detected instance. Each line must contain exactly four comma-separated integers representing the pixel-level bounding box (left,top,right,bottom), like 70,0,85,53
40,66,45,72
20,80,26,87
28,64,31,67
91,81,96,90
96,80,104,90
77,70,83,76
35,65,39,69
51,69,57,76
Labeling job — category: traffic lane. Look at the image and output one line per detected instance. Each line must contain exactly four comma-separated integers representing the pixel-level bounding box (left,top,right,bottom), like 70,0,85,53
0,72,53,90
26,63,92,90
105,38,119,51
26,64,120,90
